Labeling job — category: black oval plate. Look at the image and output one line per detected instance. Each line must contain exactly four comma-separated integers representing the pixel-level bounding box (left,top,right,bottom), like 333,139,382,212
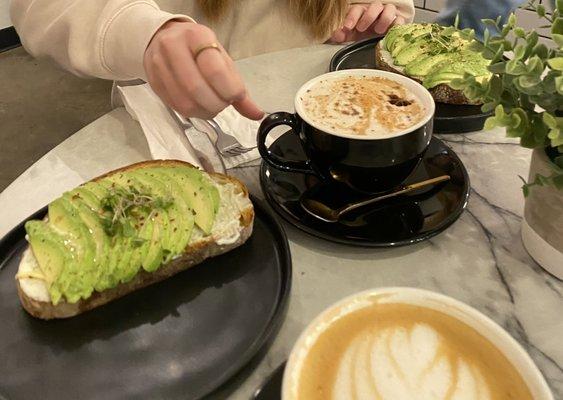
0,198,291,400
260,132,470,247
329,37,491,134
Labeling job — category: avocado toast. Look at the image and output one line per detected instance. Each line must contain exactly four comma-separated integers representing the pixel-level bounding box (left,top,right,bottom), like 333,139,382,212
16,160,254,320
375,23,491,105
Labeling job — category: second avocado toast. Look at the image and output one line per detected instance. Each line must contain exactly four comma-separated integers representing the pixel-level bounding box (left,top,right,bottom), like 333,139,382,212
376,23,492,105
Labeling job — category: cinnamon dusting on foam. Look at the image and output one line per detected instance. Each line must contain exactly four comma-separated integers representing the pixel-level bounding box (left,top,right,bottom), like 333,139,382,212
301,76,426,137
291,303,533,400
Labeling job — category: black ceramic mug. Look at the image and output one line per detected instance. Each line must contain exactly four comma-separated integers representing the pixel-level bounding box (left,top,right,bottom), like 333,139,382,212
258,69,435,193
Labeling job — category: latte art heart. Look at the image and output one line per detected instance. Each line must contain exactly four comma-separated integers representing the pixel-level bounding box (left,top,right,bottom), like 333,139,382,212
289,303,533,400
333,324,491,400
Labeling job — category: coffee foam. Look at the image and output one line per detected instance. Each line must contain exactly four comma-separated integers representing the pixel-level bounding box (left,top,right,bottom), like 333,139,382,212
287,302,533,400
300,76,427,137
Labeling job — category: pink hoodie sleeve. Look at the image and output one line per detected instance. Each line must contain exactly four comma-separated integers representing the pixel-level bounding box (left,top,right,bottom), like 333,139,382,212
11,0,193,80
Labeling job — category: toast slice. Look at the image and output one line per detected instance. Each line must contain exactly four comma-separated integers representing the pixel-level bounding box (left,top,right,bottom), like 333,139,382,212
16,160,254,320
375,41,481,105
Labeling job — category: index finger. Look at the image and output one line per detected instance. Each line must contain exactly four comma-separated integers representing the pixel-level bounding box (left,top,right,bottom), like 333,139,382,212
196,47,248,104
232,94,264,120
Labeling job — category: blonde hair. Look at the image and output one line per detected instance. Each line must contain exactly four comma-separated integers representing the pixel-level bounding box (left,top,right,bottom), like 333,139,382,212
197,0,348,38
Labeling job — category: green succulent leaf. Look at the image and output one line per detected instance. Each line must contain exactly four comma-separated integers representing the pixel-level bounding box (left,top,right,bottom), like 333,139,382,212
556,76,563,94
527,55,545,75
527,30,539,48
518,74,542,88
488,75,503,98
553,34,563,48
514,27,526,38
531,43,549,59
544,112,558,128
481,101,497,113
506,59,528,75
508,13,517,28
548,57,563,71
536,4,546,17
553,17,563,35
514,43,526,60
548,128,561,140
483,28,491,47
482,18,498,27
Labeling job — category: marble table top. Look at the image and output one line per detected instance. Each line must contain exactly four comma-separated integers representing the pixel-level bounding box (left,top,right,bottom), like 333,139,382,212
0,44,561,399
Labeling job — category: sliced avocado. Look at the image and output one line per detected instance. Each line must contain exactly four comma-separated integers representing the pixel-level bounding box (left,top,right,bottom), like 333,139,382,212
161,167,218,235
390,25,432,57
25,221,68,304
394,41,438,66
206,178,221,215
387,24,431,53
106,178,154,283
94,237,122,291
119,238,144,283
64,192,110,282
423,59,490,88
113,237,134,282
423,72,464,88
83,180,137,288
141,209,168,272
69,187,102,212
47,197,97,301
81,181,110,201
404,53,450,77
147,168,195,256
127,171,174,253
384,24,420,52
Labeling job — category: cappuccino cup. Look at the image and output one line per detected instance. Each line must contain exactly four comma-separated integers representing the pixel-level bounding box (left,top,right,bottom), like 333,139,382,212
258,70,435,192
282,288,553,400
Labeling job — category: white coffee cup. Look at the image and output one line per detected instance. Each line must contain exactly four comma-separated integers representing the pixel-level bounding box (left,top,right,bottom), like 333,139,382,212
282,287,553,400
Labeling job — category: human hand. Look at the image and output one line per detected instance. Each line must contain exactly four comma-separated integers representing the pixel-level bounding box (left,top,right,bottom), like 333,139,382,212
144,21,263,120
330,2,405,43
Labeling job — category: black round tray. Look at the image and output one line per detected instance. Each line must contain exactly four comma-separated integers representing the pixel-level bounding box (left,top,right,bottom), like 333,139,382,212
0,198,291,400
329,37,491,134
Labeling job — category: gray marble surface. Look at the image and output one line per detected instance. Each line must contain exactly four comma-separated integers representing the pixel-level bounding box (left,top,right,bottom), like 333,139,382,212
0,44,562,399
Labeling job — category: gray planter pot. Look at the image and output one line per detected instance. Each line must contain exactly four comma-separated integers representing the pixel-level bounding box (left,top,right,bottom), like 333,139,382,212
522,148,563,279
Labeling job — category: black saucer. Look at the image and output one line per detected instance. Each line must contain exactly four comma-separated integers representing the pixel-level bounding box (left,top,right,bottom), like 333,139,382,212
329,37,492,134
260,132,470,247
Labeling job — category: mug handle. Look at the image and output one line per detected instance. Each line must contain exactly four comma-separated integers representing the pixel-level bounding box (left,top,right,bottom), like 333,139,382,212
258,112,314,174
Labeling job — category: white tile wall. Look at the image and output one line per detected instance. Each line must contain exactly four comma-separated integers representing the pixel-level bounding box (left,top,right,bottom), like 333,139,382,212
515,8,551,37
414,1,554,42
414,8,439,23
425,0,448,12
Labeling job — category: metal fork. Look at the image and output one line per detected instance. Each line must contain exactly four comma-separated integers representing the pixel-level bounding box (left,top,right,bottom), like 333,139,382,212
207,118,255,157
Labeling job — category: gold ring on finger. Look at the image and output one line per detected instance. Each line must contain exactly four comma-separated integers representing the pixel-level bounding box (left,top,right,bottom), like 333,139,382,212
193,42,221,60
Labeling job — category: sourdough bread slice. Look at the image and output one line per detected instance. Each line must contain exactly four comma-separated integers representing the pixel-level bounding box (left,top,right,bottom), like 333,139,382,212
16,160,254,320
375,41,481,105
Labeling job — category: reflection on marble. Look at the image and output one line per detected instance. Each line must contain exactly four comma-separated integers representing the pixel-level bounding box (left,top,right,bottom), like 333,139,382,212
0,44,561,399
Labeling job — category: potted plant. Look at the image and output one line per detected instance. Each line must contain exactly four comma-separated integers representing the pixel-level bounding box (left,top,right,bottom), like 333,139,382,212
451,0,563,278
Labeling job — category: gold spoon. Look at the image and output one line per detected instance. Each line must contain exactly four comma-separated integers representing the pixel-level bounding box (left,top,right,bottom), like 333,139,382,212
300,175,451,223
